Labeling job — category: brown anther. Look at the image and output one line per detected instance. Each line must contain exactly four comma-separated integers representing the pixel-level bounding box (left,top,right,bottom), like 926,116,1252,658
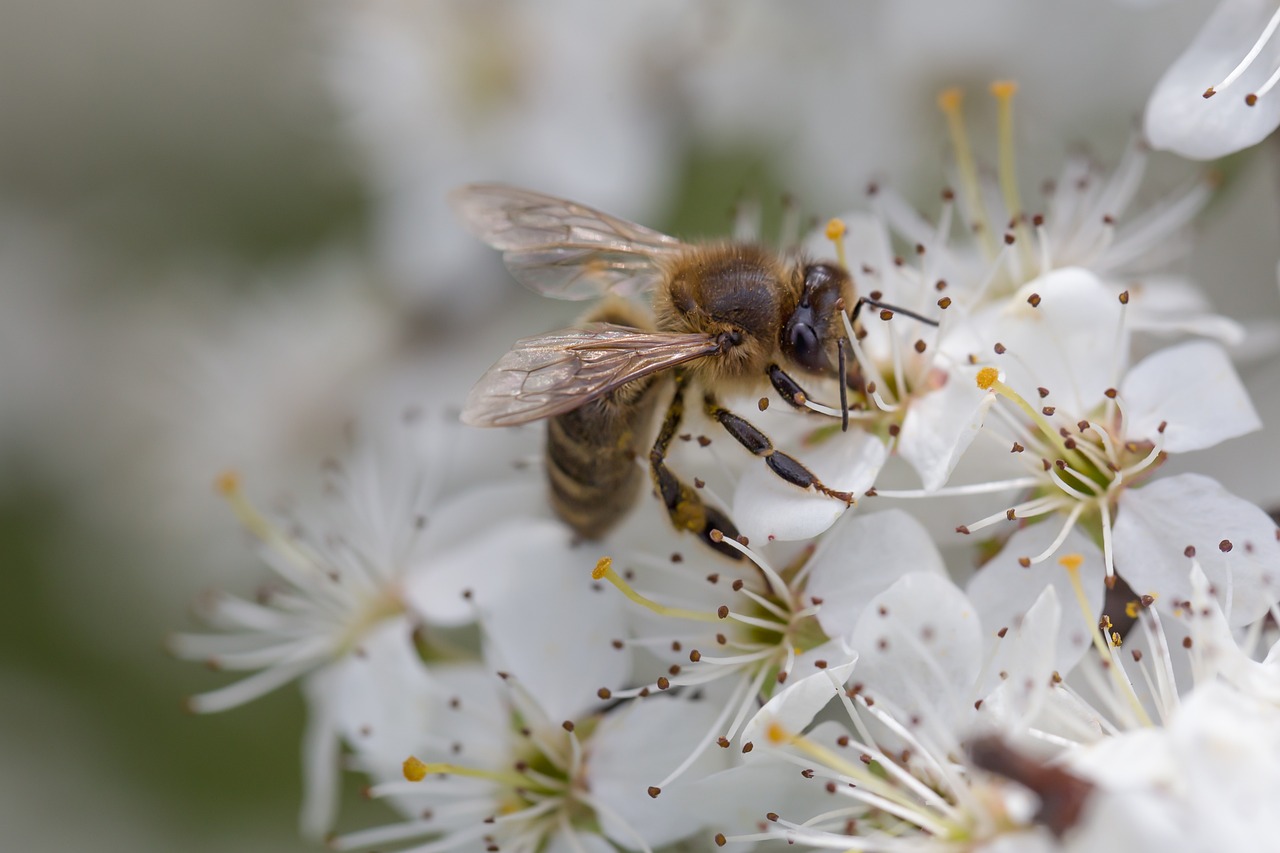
742,742,754,754
1104,387,1117,398
597,688,612,700
656,677,670,690
879,309,894,321
936,278,948,291
693,477,705,489
1038,386,1050,398
706,573,720,583
1011,442,1025,453
648,786,661,799
1027,293,1041,307
1006,509,1017,521
938,296,952,309
1042,406,1056,416
956,525,971,535
1117,289,1129,304
1184,545,1196,557
1032,214,1045,226
697,435,712,447
994,342,1007,354
1182,637,1193,649
1157,420,1167,434
716,605,729,619
668,665,681,676
1004,233,1016,245
714,834,727,847
758,397,769,412
1140,594,1155,607
717,737,730,748
690,650,702,662
1246,93,1259,106
801,769,815,779
1103,215,1116,226
731,579,744,591
1018,557,1032,568
1219,539,1233,552
914,339,927,353
562,721,575,732
814,659,828,669
997,627,1009,638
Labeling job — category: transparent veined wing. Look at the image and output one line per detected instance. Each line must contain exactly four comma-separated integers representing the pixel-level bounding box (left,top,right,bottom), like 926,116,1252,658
462,324,720,427
450,183,686,300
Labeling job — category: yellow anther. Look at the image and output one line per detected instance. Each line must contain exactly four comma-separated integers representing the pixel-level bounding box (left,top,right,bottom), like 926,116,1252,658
1110,631,1123,648
1058,553,1085,572
936,87,964,114
765,720,791,745
990,80,1018,100
592,556,612,581
1125,601,1139,619
215,470,241,496
824,218,847,241
976,367,1000,390
594,556,723,624
404,756,428,782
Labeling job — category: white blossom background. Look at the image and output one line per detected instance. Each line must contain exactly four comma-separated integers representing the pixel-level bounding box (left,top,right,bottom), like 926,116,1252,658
2,0,1278,850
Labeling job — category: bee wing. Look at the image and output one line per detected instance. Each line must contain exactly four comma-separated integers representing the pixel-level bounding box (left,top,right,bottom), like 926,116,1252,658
462,324,720,427
450,183,686,300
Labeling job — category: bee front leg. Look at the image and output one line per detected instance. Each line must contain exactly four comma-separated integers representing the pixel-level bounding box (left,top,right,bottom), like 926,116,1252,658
650,369,743,560
703,392,855,505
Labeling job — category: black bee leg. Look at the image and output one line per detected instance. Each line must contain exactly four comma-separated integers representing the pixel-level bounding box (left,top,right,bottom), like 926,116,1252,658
767,364,815,409
649,370,743,560
703,392,855,505
770,360,850,433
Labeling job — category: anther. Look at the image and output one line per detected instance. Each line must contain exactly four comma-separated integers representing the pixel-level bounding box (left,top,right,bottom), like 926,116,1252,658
938,296,952,309
1219,540,1233,552
714,834,727,847
404,756,428,782
648,786,662,799
1027,293,1041,307
994,342,1007,354
597,688,612,700
1118,291,1130,305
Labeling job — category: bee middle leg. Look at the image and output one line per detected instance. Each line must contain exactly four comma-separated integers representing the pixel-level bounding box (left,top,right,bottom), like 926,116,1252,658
703,391,855,505
649,369,743,560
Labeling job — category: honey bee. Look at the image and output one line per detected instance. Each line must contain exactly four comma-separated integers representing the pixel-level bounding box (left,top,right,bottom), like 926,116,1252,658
453,184,926,556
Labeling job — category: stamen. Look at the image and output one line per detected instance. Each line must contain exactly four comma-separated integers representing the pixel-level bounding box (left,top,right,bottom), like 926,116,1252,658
706,535,790,601
825,218,849,270
1204,6,1280,98
937,87,996,257
401,758,549,792
591,558,722,623
991,80,1033,271
1060,555,1152,726
975,371,1074,460
1022,502,1087,565
871,476,1040,500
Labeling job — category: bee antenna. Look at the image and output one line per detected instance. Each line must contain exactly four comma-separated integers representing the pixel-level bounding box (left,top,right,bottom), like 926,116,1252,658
837,338,849,433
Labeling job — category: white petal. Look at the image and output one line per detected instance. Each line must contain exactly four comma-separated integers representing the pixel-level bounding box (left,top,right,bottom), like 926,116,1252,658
741,658,858,751
682,761,832,852
298,665,343,839
1123,274,1245,346
977,586,1062,727
542,828,616,853
1120,340,1261,452
404,516,570,626
478,526,630,723
732,428,886,542
1114,473,1280,626
849,573,983,735
966,525,1106,677
897,369,994,490
590,694,732,849
805,509,947,641
1185,563,1280,703
1145,0,1280,159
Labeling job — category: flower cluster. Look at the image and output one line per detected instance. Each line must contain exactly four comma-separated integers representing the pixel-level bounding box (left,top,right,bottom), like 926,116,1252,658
174,81,1280,853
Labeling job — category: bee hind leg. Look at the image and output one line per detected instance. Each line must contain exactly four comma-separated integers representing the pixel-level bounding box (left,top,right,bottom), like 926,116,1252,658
703,392,855,505
649,369,744,561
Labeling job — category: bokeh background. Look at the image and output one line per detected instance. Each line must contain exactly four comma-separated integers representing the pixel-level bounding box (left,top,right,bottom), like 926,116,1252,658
4,0,1278,849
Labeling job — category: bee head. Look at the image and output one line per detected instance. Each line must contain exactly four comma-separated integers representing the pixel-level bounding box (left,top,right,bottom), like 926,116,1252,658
782,262,850,373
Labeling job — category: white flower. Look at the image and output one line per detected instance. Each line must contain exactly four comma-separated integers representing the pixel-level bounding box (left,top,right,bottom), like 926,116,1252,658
332,664,729,853
945,304,1264,603
1146,0,1280,159
170,412,546,836
725,573,1072,851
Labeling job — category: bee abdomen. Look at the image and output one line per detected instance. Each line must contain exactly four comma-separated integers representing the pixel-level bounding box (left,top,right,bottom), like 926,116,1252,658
546,376,658,539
